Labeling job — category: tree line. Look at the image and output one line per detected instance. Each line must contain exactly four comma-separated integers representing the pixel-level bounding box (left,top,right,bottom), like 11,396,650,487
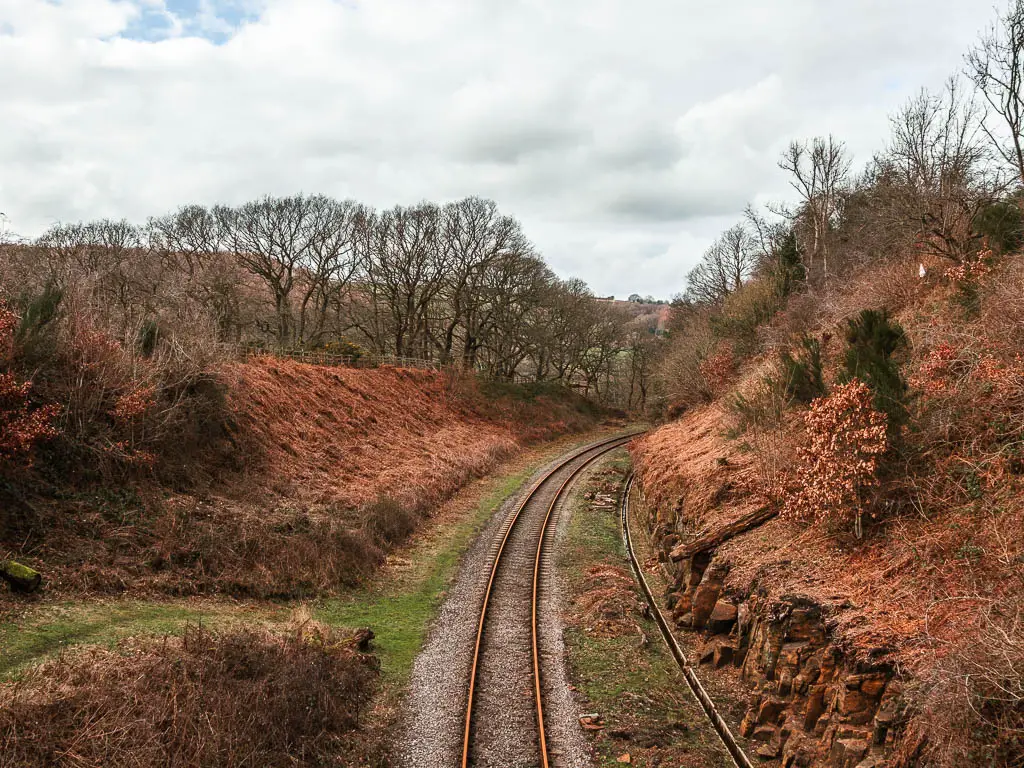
660,0,1024,412
0,196,662,406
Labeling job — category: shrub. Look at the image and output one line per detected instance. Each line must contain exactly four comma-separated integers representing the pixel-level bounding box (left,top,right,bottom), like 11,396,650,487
362,495,420,547
150,505,383,597
711,278,780,356
726,375,791,498
973,196,1024,255
659,315,718,412
137,319,161,357
945,245,995,317
840,308,909,437
14,280,63,360
909,599,1024,768
11,299,232,478
768,230,806,298
779,334,826,404
727,374,788,435
784,380,888,537
318,338,365,360
697,345,736,398
0,624,379,767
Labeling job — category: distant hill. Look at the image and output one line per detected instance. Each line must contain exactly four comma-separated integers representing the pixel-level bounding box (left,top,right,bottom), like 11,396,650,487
595,296,670,334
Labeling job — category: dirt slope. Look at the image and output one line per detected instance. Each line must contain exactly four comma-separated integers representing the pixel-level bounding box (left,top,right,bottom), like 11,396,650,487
1,360,604,601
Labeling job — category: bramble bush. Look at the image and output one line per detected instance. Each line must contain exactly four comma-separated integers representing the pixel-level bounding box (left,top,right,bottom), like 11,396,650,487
784,379,888,538
0,303,59,462
0,280,228,477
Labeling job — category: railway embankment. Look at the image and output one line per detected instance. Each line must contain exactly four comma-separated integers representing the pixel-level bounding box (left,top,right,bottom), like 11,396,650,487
630,391,1022,767
0,358,616,766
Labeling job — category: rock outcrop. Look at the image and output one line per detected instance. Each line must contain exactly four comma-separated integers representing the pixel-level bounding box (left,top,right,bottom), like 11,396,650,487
668,549,905,767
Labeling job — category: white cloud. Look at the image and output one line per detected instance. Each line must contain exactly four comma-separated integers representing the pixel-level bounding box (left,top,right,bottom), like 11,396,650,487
0,0,1001,297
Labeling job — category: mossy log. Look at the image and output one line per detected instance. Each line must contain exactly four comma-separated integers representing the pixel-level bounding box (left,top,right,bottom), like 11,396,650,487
0,560,42,593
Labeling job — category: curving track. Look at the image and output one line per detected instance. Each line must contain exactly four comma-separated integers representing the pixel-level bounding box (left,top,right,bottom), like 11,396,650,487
461,434,638,768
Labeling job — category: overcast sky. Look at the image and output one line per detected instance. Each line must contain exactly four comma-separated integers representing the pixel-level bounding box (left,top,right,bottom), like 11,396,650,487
0,0,1001,298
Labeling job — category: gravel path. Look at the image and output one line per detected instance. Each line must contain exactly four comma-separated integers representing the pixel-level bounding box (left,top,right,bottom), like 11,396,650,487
399,439,618,768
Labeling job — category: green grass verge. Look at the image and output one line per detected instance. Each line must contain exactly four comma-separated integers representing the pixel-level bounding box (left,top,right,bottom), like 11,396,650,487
0,436,599,689
314,466,533,686
0,466,533,686
0,431,625,695
0,601,284,679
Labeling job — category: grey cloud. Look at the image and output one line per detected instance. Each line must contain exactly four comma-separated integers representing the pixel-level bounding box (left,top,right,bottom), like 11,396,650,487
0,0,1002,298
604,186,743,223
456,122,588,165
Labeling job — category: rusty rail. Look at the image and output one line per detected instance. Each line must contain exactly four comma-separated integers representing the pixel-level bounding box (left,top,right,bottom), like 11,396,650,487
620,473,754,768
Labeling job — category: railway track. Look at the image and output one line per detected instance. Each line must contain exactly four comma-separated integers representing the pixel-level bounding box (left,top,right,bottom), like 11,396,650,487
461,433,638,768
620,473,754,768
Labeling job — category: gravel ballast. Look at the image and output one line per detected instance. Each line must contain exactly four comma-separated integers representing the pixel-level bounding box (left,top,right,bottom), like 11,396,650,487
399,439,619,767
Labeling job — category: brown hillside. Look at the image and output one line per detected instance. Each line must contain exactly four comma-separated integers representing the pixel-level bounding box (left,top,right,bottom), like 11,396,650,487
1,359,604,602
632,251,1024,766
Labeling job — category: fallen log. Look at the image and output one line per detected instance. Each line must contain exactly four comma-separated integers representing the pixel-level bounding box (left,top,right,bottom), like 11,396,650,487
0,560,42,593
669,505,778,562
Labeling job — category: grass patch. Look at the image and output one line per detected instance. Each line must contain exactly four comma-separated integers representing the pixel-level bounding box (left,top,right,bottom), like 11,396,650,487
0,459,542,686
315,467,535,685
0,601,283,679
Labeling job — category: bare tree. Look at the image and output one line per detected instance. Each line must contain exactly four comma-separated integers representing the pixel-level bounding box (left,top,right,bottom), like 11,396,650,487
883,79,998,262
36,219,150,333
294,197,359,346
684,223,756,305
459,247,546,374
625,325,662,411
778,135,851,282
744,204,790,271
434,197,525,367
473,253,550,379
216,195,318,345
357,203,449,358
967,0,1024,187
28,195,634,398
578,302,628,400
148,205,224,279
147,205,249,340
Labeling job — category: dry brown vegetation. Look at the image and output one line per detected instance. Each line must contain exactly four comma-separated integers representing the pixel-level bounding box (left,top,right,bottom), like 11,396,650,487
0,190,622,607
1,356,601,600
635,249,1024,765
0,622,379,767
636,13,1024,756
0,196,615,766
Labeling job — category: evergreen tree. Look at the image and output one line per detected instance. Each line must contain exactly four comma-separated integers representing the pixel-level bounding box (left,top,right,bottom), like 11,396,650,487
839,309,908,437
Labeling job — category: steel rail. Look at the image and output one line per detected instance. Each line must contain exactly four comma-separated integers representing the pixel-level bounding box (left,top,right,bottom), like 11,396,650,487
460,433,639,768
531,439,633,767
619,473,755,768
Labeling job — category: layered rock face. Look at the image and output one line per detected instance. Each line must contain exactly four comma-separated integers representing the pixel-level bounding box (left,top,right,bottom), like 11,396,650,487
667,551,904,768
